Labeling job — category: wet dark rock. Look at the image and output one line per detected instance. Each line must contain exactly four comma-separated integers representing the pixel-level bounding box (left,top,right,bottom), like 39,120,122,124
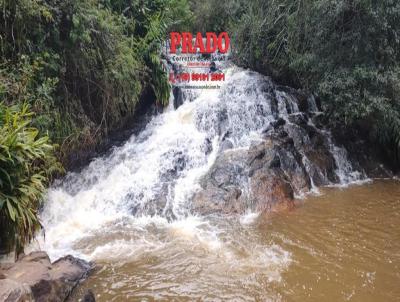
165,151,187,177
83,289,96,302
311,112,327,128
275,145,310,193
193,149,251,215
264,128,288,140
202,138,213,155
139,182,171,217
173,86,184,109
261,125,273,134
288,113,308,125
284,120,339,186
262,118,287,137
276,86,310,112
269,154,281,169
192,137,311,215
304,148,338,185
277,130,288,138
0,251,92,302
221,130,231,141
297,94,310,113
270,93,279,118
271,118,286,128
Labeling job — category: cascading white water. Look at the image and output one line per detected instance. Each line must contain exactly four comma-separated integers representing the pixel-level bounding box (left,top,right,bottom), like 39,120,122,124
34,63,361,299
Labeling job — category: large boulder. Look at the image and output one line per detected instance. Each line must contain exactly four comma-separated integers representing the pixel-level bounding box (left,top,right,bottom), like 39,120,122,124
192,136,307,215
0,251,92,302
192,148,249,215
249,168,294,212
284,120,339,186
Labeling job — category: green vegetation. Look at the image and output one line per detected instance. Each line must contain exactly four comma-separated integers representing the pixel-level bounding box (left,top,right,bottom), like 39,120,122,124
192,0,400,166
0,103,62,254
0,0,190,253
1,0,191,167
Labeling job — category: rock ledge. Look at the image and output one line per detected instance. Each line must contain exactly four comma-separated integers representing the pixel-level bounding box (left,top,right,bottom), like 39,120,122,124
0,251,92,302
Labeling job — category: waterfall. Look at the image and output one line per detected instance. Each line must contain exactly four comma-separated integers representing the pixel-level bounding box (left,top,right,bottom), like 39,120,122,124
35,63,360,267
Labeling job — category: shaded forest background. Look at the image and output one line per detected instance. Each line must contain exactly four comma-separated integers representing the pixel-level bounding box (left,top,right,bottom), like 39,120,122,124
1,0,399,253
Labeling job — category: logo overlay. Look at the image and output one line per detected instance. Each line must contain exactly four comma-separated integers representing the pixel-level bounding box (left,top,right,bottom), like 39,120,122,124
162,32,230,89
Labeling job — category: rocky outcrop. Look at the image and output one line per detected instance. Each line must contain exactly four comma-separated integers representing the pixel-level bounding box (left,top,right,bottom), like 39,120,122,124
192,137,300,215
173,86,184,109
192,88,345,215
0,252,92,302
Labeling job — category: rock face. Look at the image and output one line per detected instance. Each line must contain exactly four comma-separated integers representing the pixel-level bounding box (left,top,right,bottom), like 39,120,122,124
192,88,343,215
0,252,92,302
192,137,301,215
0,279,33,302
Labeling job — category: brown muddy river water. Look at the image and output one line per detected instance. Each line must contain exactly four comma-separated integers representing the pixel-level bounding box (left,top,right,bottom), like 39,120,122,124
68,180,400,301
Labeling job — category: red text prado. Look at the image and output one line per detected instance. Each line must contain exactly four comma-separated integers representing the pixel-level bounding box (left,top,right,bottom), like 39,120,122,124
169,32,230,54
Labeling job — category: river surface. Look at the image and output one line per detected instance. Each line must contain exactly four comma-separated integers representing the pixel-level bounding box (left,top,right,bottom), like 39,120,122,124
66,180,400,301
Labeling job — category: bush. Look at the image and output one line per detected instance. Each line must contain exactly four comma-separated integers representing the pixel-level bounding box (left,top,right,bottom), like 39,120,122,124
0,103,62,255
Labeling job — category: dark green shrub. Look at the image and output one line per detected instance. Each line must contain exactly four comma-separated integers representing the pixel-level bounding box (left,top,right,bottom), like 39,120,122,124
0,103,62,255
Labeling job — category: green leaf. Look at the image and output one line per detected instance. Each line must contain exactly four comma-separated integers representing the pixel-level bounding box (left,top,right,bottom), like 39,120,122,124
6,200,16,222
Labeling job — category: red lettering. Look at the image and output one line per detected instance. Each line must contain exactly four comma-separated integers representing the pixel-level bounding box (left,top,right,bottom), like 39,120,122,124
218,32,230,54
206,32,217,53
169,32,230,54
194,32,205,53
170,32,181,53
182,32,194,53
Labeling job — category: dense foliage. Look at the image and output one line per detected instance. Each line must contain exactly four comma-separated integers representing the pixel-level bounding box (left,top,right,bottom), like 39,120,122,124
192,0,400,167
0,103,62,254
0,0,190,167
0,0,190,253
